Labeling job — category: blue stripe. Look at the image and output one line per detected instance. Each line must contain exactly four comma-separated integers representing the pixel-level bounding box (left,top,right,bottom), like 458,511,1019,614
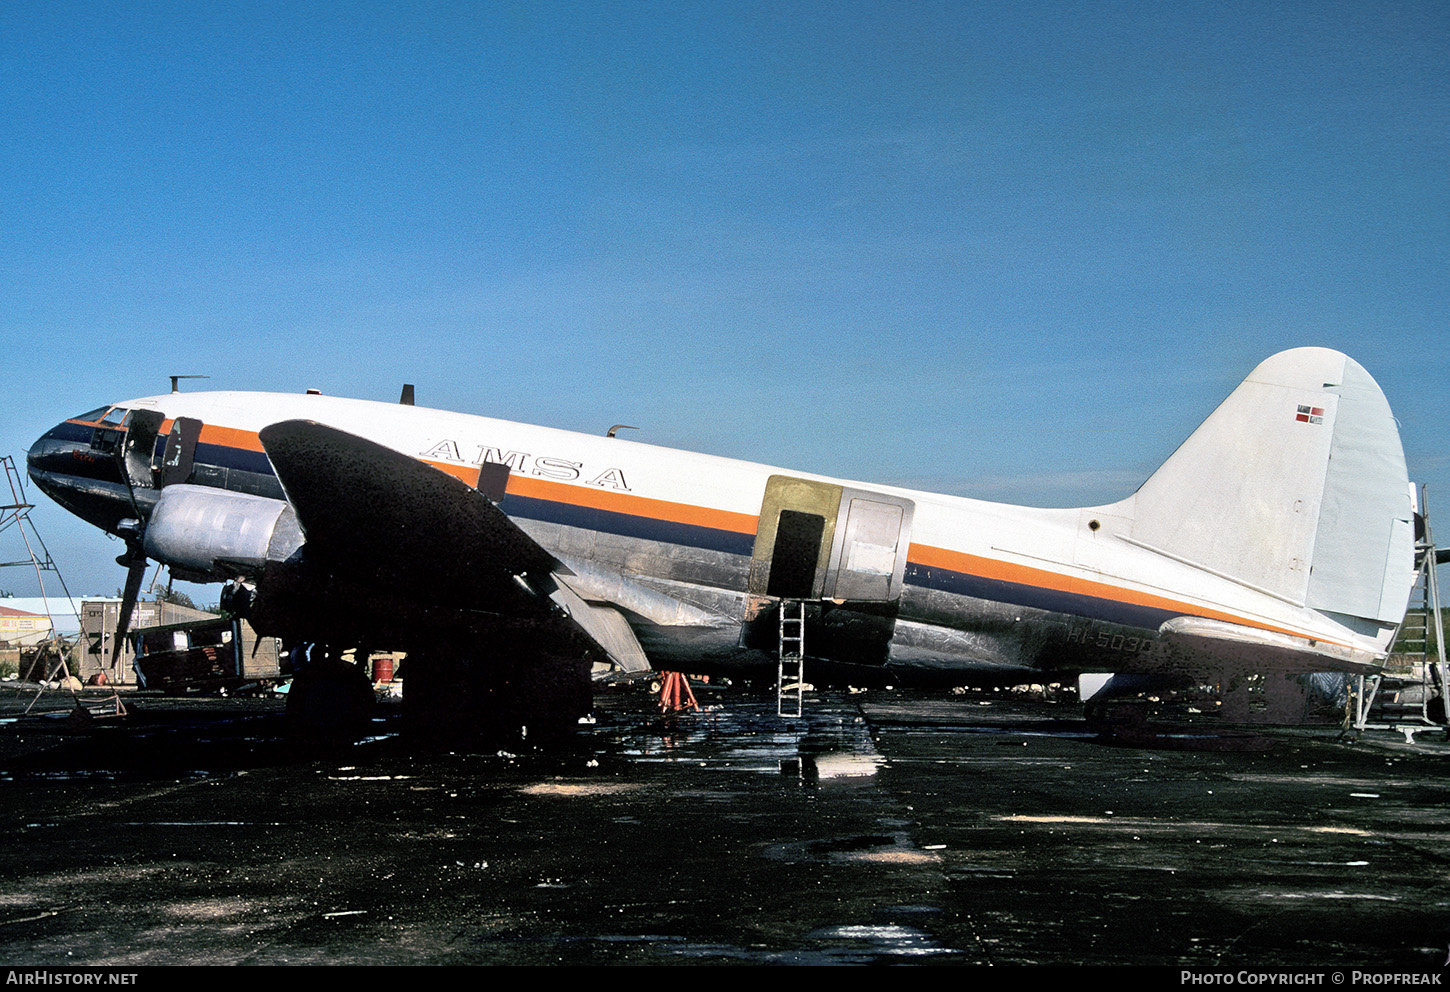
187,443,756,556
163,441,1172,630
194,442,274,476
903,562,1172,630
146,438,275,478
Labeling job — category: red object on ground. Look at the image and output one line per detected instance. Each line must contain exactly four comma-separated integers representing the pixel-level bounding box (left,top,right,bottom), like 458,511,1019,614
658,671,699,713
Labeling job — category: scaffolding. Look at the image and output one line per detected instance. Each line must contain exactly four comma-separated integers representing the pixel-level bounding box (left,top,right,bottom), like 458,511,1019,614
1350,485,1448,739
1,455,83,687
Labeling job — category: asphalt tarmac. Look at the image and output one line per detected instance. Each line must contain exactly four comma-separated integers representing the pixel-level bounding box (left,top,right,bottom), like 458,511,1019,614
1,679,1448,969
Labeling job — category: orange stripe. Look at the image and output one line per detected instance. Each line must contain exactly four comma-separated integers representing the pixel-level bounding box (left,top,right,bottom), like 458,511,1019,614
109,417,749,534
909,543,1344,645
505,474,759,534
179,425,753,534
132,425,1356,650
197,424,266,452
423,459,484,486
162,424,749,534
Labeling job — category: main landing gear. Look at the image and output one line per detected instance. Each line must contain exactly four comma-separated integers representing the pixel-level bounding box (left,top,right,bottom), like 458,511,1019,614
402,634,593,747
284,645,375,737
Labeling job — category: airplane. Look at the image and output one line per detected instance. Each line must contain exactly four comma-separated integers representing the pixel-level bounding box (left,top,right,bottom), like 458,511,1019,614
24,347,1422,736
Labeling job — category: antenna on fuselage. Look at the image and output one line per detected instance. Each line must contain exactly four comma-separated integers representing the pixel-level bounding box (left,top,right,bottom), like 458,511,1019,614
169,375,209,393
400,384,415,405
606,424,637,438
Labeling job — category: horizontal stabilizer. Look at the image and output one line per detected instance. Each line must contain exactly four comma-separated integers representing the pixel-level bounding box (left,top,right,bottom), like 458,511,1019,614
1156,616,1382,678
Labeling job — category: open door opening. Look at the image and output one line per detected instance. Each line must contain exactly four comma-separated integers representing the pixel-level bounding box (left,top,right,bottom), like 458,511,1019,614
766,509,826,598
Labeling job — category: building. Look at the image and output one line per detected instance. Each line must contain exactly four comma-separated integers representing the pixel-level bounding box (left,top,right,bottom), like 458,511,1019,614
0,604,53,647
0,598,82,638
78,599,280,686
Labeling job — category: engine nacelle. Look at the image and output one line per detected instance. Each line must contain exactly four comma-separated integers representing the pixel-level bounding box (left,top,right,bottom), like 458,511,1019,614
143,484,302,581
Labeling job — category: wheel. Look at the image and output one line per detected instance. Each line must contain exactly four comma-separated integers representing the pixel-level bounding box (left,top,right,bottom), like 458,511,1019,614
286,657,374,737
404,641,591,747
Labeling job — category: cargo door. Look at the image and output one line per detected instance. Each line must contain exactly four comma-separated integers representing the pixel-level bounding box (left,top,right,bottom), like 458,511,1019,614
748,476,843,599
824,492,913,602
744,477,914,667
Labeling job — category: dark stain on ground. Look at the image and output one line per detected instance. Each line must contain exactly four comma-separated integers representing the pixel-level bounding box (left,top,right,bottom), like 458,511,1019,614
1,682,1448,967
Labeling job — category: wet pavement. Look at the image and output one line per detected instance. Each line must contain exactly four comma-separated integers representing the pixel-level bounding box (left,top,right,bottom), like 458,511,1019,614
1,680,1448,968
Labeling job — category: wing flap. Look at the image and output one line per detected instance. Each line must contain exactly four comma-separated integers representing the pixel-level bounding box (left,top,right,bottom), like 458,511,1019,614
549,578,652,673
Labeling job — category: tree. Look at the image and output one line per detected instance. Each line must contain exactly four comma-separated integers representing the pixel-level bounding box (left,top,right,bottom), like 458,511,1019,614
157,588,198,610
111,588,200,610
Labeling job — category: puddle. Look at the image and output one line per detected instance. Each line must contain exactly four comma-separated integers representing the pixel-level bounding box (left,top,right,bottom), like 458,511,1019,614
0,768,236,783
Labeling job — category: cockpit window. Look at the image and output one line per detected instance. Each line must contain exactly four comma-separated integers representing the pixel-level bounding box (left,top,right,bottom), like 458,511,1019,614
100,407,130,427
71,406,111,423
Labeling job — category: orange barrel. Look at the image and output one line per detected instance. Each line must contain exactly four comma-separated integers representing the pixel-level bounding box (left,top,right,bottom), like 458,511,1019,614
372,656,394,683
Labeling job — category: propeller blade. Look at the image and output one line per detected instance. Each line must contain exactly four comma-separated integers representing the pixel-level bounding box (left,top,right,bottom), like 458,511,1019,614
112,550,147,667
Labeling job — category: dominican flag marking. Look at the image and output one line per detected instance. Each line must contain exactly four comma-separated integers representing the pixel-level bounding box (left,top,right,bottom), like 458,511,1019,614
1295,405,1324,425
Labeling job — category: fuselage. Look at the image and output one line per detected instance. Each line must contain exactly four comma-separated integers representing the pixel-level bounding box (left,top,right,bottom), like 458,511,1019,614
27,389,1393,686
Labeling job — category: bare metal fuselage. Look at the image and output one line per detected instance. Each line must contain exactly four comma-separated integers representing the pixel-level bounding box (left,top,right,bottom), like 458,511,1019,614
27,349,1413,689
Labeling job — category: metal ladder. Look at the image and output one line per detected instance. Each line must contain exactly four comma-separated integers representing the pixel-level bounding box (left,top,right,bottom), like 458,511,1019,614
1352,486,1448,735
777,599,806,718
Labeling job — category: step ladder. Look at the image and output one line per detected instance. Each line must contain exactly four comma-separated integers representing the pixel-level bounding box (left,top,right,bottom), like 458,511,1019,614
777,599,806,718
1351,486,1447,736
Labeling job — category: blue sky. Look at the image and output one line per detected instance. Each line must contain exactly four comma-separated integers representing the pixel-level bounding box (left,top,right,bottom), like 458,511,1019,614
2,0,1446,599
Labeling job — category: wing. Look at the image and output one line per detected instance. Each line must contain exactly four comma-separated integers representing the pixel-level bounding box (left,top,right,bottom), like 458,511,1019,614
257,419,650,673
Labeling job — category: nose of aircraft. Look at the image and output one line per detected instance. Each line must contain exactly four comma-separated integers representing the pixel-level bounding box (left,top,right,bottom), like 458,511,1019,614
25,416,139,535
27,418,87,480
27,420,76,499
26,426,51,471
26,412,127,496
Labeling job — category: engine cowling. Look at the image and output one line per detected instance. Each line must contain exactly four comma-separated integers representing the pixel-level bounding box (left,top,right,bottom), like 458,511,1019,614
142,484,302,581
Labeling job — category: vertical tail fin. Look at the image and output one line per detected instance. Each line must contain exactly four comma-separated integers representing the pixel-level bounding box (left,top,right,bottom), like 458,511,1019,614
1120,348,1415,625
